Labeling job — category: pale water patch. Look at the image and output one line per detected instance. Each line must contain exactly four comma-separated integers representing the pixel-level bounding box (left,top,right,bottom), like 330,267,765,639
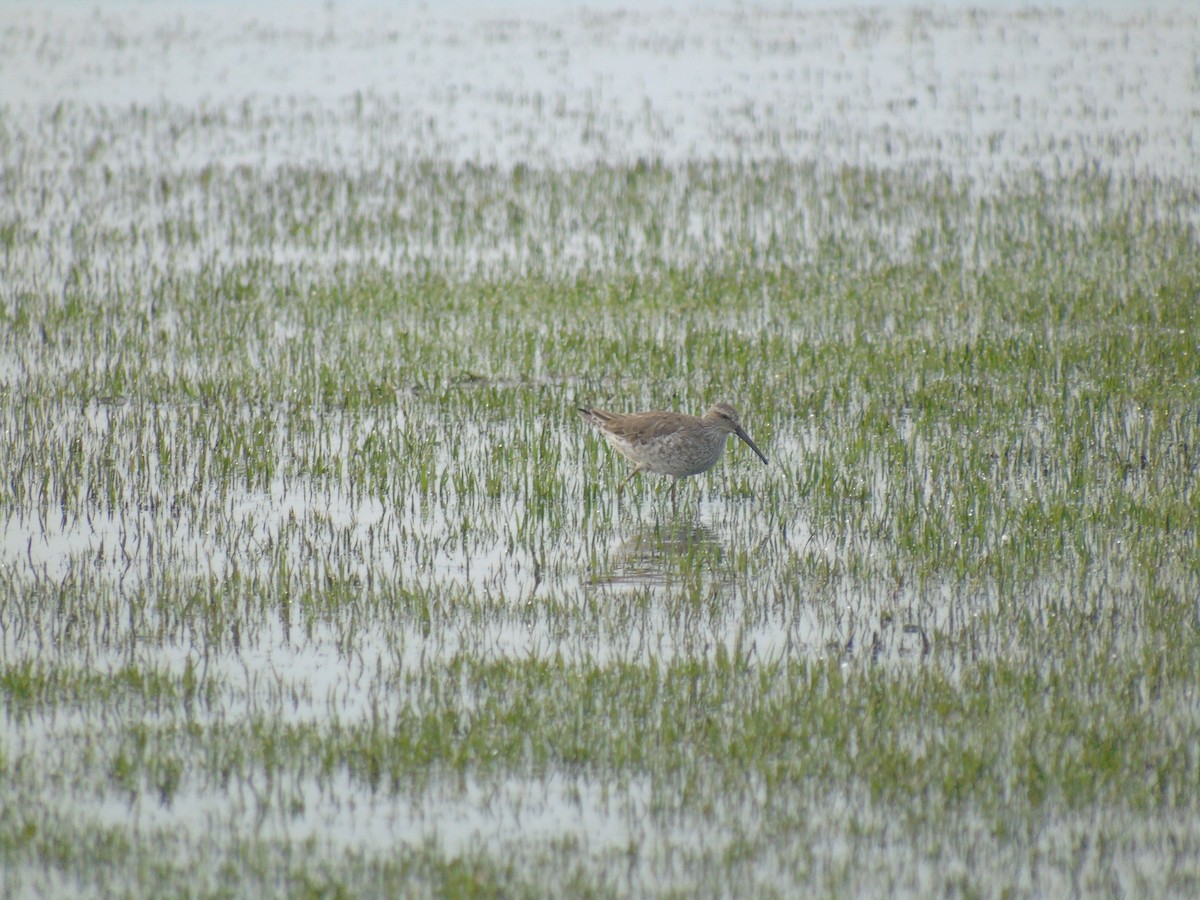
1,2,1194,179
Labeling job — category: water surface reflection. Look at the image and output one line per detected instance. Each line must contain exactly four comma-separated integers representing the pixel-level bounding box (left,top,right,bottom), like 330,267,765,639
593,521,725,590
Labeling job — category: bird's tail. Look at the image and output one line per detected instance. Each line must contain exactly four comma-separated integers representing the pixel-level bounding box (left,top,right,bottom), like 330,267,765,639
576,407,612,431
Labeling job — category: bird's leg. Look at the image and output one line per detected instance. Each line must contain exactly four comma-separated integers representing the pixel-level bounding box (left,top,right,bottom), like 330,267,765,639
616,467,642,496
670,479,678,511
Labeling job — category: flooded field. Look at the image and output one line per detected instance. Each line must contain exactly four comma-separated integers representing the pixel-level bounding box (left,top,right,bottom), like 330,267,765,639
2,1,1198,896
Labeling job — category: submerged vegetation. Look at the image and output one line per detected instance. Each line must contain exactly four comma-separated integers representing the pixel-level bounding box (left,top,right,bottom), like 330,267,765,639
2,3,1199,897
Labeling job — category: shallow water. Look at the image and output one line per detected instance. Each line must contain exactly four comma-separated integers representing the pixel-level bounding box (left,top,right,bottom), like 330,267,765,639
2,2,1197,896
3,1,1195,177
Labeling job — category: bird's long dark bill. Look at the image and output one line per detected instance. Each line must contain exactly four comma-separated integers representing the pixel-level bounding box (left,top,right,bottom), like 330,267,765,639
735,427,769,465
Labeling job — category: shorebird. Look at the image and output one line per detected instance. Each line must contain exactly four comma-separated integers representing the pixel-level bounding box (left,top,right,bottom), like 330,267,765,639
577,401,768,501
